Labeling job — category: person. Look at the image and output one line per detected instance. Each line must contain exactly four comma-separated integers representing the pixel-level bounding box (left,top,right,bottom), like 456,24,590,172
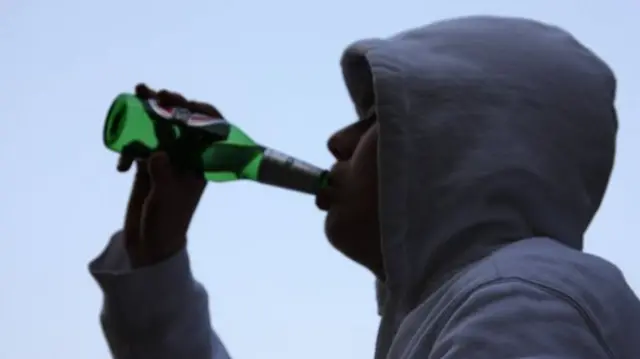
89,15,640,359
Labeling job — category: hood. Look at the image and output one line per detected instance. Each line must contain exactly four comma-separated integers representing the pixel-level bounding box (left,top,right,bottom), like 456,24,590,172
340,16,617,313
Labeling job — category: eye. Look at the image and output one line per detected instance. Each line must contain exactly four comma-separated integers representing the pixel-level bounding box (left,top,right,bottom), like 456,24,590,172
359,106,377,125
354,111,376,135
328,111,377,160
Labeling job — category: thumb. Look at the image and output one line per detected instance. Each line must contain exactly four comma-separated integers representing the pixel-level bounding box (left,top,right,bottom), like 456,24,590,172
147,152,174,188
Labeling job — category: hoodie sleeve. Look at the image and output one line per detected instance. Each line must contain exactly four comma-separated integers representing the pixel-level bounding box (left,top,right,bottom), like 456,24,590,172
422,280,612,359
88,231,231,359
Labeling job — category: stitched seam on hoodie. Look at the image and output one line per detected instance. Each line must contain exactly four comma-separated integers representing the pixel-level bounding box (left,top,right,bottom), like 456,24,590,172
514,277,615,359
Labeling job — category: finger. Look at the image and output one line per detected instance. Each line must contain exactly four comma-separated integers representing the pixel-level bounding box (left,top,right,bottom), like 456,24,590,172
131,160,151,203
135,83,157,99
117,155,134,172
147,152,173,188
124,159,152,245
157,90,188,108
187,100,224,118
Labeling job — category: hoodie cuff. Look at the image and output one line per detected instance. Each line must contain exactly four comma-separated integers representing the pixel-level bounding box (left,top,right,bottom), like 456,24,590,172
88,231,195,328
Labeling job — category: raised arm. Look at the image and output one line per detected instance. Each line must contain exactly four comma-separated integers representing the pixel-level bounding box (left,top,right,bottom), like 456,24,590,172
92,85,235,358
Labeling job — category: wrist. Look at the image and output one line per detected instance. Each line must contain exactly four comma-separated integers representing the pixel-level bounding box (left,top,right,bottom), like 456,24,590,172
126,240,187,268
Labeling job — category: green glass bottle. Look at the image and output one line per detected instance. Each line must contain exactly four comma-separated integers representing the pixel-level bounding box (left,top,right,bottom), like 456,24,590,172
103,93,329,195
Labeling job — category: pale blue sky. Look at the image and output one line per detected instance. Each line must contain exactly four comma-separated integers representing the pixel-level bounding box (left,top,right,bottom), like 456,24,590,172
1,1,638,358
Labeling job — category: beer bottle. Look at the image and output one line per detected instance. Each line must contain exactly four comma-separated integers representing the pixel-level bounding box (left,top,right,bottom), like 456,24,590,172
103,93,329,195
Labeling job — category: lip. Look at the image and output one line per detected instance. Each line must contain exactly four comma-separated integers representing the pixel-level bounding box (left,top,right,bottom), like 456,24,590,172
316,179,336,211
316,168,338,211
315,188,331,211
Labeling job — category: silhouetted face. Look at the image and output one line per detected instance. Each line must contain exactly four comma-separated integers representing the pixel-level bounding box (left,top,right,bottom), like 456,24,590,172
316,117,383,277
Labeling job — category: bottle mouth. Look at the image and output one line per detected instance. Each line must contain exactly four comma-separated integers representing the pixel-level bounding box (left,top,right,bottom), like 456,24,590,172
103,99,127,148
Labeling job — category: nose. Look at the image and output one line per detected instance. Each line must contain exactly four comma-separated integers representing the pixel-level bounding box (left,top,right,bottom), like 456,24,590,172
327,131,351,161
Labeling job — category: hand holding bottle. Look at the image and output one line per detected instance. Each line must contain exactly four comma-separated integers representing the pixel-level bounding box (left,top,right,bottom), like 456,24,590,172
104,88,328,195
118,84,223,267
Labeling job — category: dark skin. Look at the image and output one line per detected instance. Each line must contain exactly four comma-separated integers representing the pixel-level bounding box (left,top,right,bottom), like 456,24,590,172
320,117,384,278
121,84,384,279
119,84,219,267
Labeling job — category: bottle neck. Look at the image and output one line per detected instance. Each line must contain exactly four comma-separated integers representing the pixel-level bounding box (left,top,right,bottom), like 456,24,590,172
257,147,328,195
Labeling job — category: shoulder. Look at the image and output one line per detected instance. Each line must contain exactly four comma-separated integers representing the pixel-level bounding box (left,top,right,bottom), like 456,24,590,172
486,237,631,306
449,237,630,302
456,238,639,358
395,238,640,359
397,269,617,359
447,237,638,333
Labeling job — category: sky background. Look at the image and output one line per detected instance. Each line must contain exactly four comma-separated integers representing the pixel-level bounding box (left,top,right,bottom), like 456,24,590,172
1,1,638,358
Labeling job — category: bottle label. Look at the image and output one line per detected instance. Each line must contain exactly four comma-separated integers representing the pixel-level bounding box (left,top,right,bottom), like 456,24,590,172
147,99,226,128
263,148,325,177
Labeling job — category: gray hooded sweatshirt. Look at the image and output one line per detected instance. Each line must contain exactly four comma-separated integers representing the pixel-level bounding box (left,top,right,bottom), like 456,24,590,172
90,16,640,359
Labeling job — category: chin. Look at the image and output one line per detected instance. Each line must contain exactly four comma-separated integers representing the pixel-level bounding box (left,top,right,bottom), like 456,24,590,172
323,208,346,246
323,208,361,251
323,209,382,274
